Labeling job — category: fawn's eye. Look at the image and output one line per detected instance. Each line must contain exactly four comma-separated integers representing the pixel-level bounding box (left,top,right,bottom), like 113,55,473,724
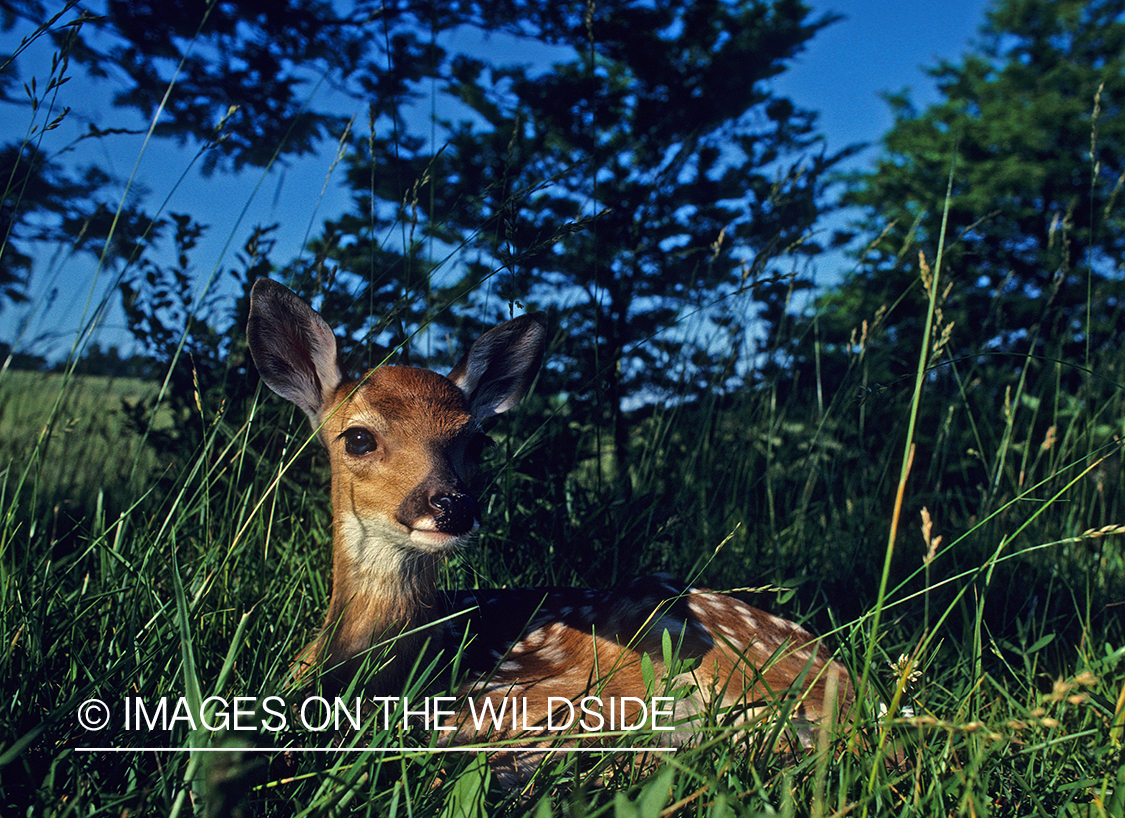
342,427,379,456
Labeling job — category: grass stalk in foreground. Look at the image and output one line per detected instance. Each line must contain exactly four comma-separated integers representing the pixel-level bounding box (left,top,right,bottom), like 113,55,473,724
854,168,955,794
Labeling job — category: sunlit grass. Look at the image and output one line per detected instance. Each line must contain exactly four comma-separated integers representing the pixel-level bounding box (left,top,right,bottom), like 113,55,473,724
0,370,169,523
1,269,1121,815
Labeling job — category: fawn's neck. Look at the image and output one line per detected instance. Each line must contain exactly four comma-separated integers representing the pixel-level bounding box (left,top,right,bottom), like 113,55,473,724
315,514,445,694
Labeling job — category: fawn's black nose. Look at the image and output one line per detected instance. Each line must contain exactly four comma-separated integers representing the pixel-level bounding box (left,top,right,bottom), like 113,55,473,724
430,493,478,535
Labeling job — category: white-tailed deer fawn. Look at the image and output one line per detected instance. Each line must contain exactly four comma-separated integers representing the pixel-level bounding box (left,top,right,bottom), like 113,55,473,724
247,278,852,778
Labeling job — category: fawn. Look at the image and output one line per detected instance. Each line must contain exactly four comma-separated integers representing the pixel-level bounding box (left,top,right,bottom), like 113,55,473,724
247,278,852,778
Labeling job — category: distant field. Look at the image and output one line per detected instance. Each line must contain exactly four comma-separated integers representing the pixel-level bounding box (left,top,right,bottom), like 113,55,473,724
0,370,169,518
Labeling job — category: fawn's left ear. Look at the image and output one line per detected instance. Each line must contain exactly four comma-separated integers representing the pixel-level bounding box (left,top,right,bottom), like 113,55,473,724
449,313,547,420
247,278,344,427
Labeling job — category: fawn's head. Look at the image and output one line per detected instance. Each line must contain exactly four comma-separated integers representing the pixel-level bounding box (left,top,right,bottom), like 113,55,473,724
247,278,547,562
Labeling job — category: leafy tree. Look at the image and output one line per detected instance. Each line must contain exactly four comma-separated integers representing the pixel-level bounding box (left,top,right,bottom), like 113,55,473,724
0,339,46,370
1,1,610,175
325,0,849,480
782,0,1125,532
829,0,1125,379
0,140,157,308
1,6,163,310
3,0,848,514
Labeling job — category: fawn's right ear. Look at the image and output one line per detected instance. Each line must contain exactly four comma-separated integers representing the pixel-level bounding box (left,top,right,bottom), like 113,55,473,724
247,278,343,427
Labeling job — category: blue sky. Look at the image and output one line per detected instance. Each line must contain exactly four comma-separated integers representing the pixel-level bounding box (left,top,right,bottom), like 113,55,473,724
0,0,994,360
777,0,992,165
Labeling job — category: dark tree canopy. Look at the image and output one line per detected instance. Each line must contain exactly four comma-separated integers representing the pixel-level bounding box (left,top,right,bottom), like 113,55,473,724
319,0,848,475
1,0,846,461
765,0,1125,529
1,0,646,174
831,0,1125,378
0,142,153,308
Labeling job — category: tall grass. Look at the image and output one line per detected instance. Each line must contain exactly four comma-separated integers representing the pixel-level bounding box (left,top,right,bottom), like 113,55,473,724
3,325,1122,815
1,10,1123,818
4,262,1121,815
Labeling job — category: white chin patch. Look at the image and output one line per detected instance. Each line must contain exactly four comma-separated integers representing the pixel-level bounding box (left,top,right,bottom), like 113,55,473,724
407,528,471,550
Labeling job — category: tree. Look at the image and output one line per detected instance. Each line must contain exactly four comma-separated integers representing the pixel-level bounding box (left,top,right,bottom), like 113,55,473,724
0,1,616,175
1,8,170,309
779,0,1125,528
2,0,846,487
61,341,157,378
0,140,157,308
830,0,1125,379
324,0,848,480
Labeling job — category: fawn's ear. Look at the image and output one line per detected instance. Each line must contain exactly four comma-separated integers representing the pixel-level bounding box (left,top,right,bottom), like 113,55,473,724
247,278,343,427
449,313,547,420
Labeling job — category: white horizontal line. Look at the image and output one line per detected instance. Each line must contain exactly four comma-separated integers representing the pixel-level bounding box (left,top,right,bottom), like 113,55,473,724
76,746,674,754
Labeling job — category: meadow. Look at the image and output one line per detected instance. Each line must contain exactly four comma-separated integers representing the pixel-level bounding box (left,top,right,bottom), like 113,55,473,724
0,264,1122,816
